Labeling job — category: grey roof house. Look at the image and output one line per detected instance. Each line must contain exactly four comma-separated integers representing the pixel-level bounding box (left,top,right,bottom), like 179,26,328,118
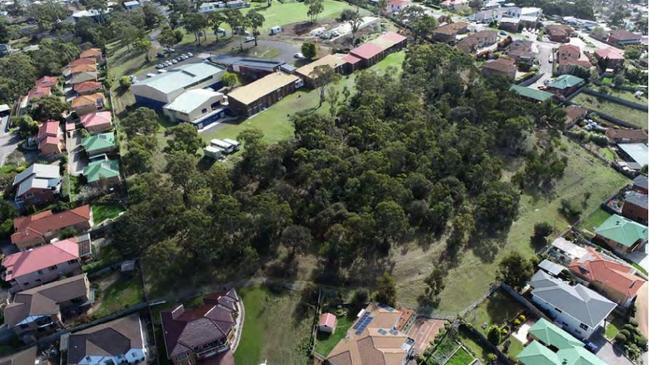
12,163,61,207
530,270,616,340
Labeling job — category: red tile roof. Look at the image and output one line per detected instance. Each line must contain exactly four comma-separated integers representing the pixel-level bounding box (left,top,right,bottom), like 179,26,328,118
27,86,51,101
343,54,362,65
350,43,384,60
569,247,646,302
72,93,104,108
595,47,624,60
80,111,112,129
67,58,96,68
11,205,91,247
37,120,59,140
36,76,58,88
2,238,79,280
319,312,337,328
69,63,97,74
73,81,102,94
79,48,102,59
382,31,407,43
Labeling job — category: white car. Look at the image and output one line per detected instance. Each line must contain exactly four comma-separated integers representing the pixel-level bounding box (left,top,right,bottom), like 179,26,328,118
155,64,164,69
294,52,305,59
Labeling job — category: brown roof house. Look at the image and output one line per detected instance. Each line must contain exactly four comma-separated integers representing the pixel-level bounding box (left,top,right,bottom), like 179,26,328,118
569,247,646,308
563,105,588,128
432,22,469,43
0,347,37,365
227,72,301,116
11,205,92,250
67,63,98,85
481,58,517,80
607,30,642,47
507,40,536,69
555,44,592,75
79,48,104,64
4,274,91,342
595,47,625,70
325,303,416,365
622,190,648,225
73,81,102,95
72,93,105,116
161,289,240,365
456,30,498,54
66,314,148,365
606,128,648,144
545,24,574,43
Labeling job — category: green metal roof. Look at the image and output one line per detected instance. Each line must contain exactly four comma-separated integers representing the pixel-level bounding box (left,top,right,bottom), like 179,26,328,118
83,158,120,183
82,132,116,154
547,74,585,89
557,347,608,365
529,319,584,350
596,214,648,247
517,341,560,365
510,85,554,102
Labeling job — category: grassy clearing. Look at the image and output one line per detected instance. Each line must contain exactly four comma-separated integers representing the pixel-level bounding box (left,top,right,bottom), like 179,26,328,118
572,93,648,129
92,274,145,318
466,290,525,336
578,207,611,235
315,315,354,356
459,330,489,364
446,347,474,365
234,286,312,365
92,203,125,224
608,88,649,105
394,138,629,315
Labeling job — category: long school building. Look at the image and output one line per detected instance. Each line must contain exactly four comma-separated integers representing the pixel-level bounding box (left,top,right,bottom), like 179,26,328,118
227,72,303,116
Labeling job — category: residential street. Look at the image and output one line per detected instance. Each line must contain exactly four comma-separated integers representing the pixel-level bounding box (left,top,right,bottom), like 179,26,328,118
0,125,20,166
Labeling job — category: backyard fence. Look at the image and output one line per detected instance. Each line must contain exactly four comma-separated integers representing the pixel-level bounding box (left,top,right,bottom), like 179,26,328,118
566,100,639,129
499,283,551,322
581,88,648,111
459,323,515,365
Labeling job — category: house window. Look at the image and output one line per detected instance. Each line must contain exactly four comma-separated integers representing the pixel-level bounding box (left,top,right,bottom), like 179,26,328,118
201,108,208,114
579,323,588,331
37,270,43,274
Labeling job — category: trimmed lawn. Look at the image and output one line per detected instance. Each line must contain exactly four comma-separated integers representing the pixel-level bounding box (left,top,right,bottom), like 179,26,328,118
92,274,145,318
578,207,611,235
466,290,525,336
608,88,648,105
428,335,460,365
446,347,474,365
572,93,648,129
234,286,312,365
459,330,489,364
605,315,625,340
92,203,125,224
394,138,629,315
315,315,354,356
504,337,524,358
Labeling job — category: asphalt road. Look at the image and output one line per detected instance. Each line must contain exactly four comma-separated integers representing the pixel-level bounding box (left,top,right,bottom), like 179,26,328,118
0,116,20,166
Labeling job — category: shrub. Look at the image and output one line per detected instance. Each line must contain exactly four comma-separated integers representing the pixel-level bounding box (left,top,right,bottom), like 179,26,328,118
487,325,501,344
616,333,628,343
629,318,639,327
119,76,132,89
513,319,521,327
518,314,526,322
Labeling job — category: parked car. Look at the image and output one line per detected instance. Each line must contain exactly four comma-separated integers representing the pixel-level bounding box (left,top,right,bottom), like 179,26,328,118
294,52,305,59
244,36,255,43
270,25,282,35
171,59,179,64
187,52,193,57
156,64,164,69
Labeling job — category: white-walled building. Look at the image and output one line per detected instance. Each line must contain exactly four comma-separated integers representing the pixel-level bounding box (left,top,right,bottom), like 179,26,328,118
163,89,227,128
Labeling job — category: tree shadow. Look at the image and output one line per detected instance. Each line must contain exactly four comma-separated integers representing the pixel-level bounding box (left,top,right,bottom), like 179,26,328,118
468,230,508,264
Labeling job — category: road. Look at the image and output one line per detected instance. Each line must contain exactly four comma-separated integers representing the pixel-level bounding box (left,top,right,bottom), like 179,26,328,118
531,41,556,89
0,115,20,166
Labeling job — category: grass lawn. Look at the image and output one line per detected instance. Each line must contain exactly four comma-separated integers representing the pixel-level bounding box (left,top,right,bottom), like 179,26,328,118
466,290,525,336
315,315,354,356
394,137,629,315
446,347,475,365
504,337,524,358
572,93,648,129
63,174,80,202
201,50,406,146
92,274,145,319
578,207,611,235
608,88,649,105
82,244,122,273
428,335,460,365
92,203,125,224
605,315,626,340
234,286,312,365
459,330,489,364
599,147,616,161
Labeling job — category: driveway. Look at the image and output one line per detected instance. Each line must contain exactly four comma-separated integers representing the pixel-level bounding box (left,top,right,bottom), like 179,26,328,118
66,130,87,176
531,41,556,89
0,130,20,166
594,339,635,365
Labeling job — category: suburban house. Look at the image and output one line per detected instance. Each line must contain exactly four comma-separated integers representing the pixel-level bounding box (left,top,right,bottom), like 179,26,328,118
517,319,606,365
4,274,91,341
35,76,58,89
555,44,592,75
37,120,64,156
80,111,113,133
209,55,291,81
162,89,227,128
481,58,517,79
499,17,521,32
544,74,585,97
318,313,337,334
0,346,38,365
545,24,574,43
622,190,648,224
507,40,535,69
79,47,104,64
67,63,98,85
563,105,588,128
12,163,61,208
295,54,351,87
82,132,117,157
123,1,141,10
456,30,499,54
632,174,648,194
161,289,240,365
198,2,225,13
548,237,589,265
325,303,415,365
26,85,51,103
594,47,625,70
510,85,554,102
529,270,616,340
227,72,302,116
1,238,82,293
83,156,121,187
73,81,102,95
349,32,407,68
594,214,648,254
432,22,469,43
66,314,147,365
568,247,646,308
131,62,225,110
617,143,648,168
472,6,521,23
72,93,105,116
10,205,92,250
384,0,411,14
605,128,648,144
607,29,642,47
65,58,96,76
440,0,469,10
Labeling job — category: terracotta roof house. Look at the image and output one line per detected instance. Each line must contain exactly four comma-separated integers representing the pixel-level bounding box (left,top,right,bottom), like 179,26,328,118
608,29,642,47
67,63,98,85
26,86,51,102
83,156,120,187
69,63,98,75
319,312,337,334
432,22,469,43
347,32,407,68
35,76,58,88
595,214,648,254
605,128,648,144
456,30,498,54
481,58,517,79
0,347,37,365
545,24,574,43
569,247,646,307
12,163,61,208
79,48,104,63
530,270,616,340
65,58,96,75
10,205,92,250
37,120,63,156
73,81,102,95
4,274,91,341
72,93,105,116
633,174,648,194
555,44,592,75
82,132,116,156
507,40,536,68
622,190,648,225
545,74,584,97
594,47,625,69
67,314,147,365
2,238,82,293
325,303,416,365
563,105,588,127
80,111,112,133
161,289,240,365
